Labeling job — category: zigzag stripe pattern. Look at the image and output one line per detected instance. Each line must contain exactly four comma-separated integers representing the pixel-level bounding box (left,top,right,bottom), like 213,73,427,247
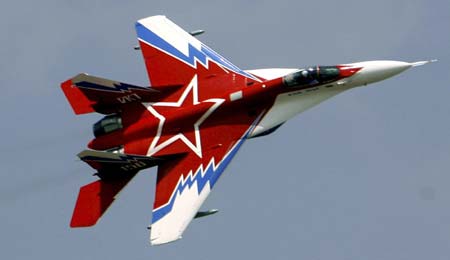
135,22,259,81
152,130,248,223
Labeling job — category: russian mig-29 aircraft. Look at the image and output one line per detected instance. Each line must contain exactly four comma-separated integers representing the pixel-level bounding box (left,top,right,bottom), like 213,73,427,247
61,15,433,245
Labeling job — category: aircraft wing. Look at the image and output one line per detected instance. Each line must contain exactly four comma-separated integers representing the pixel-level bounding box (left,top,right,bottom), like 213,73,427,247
149,118,260,245
135,15,260,89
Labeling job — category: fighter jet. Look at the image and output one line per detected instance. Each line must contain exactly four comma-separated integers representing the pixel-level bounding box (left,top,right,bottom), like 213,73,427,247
61,15,434,245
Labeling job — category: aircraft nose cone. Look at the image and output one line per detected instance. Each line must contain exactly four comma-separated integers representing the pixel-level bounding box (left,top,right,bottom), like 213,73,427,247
347,60,413,86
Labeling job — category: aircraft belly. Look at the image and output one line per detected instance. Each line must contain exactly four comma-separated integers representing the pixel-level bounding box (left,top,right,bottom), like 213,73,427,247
250,87,345,137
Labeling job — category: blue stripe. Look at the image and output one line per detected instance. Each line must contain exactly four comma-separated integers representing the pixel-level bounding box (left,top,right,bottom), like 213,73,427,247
75,81,150,93
135,22,258,81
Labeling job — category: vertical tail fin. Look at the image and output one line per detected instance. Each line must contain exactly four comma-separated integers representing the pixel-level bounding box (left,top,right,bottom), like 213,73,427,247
70,173,136,227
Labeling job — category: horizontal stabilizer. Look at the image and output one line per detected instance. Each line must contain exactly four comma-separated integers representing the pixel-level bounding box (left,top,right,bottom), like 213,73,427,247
61,73,175,115
70,173,136,227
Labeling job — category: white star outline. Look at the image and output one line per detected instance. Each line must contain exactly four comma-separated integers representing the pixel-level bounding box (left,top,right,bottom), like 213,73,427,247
142,75,225,158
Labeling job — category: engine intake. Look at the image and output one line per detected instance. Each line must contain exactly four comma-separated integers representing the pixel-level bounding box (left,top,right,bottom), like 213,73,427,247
93,114,123,137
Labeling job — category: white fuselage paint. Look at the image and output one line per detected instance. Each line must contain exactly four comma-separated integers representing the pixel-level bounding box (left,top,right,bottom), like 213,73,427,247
246,68,355,137
247,60,420,137
250,82,352,137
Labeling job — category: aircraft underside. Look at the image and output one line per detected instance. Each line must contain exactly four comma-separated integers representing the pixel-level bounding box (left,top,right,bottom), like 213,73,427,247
61,15,434,245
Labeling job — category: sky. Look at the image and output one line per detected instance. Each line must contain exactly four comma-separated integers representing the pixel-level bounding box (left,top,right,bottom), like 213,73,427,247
1,0,449,259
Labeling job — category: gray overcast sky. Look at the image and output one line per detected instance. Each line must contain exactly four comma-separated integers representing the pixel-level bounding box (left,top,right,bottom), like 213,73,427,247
1,0,449,259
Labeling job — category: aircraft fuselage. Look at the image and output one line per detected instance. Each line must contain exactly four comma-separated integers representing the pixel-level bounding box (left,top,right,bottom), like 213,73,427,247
88,60,427,152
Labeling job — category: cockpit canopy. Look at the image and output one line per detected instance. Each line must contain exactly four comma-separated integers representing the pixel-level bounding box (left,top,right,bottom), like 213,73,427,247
283,66,340,87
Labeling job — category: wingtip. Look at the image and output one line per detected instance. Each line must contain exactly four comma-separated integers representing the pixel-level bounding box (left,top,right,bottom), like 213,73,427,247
136,15,167,27
150,235,182,246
